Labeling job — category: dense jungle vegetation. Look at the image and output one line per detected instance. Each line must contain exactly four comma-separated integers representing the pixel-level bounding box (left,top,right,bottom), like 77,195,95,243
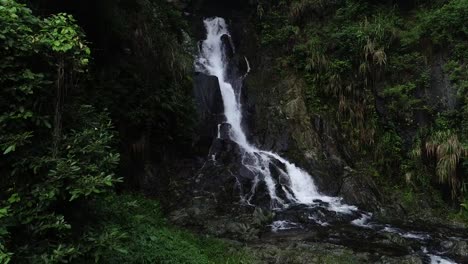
257,0,468,219
0,0,467,263
0,0,242,262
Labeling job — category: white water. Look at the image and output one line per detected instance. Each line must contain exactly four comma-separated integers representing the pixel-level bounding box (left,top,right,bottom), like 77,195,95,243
429,255,456,264
422,248,457,264
196,17,356,214
270,220,302,232
351,212,373,227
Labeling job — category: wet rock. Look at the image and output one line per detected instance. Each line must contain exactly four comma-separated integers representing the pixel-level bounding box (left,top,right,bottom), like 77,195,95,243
221,34,234,58
193,73,224,118
238,165,256,180
447,240,468,257
273,204,363,228
246,240,373,264
193,72,225,152
226,54,249,79
375,255,423,264
339,170,381,211
218,122,231,139
193,135,275,209
429,53,458,110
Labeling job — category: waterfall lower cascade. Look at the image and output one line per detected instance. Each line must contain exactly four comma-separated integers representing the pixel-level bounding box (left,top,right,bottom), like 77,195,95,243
195,17,461,264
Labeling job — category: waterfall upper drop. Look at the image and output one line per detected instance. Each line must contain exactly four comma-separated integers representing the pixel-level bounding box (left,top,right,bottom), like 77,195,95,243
195,17,356,214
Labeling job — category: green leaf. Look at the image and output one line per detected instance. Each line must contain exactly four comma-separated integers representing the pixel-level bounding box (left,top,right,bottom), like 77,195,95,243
3,145,15,155
0,207,9,218
44,119,52,128
7,193,20,203
115,248,128,254
461,202,468,211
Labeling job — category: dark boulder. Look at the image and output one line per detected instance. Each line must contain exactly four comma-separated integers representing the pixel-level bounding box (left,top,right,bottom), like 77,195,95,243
338,168,382,212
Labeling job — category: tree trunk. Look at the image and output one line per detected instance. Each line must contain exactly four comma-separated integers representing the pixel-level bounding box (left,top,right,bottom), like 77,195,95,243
52,57,65,158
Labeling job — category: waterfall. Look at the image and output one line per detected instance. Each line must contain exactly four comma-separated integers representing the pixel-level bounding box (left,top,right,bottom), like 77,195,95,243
195,17,356,214
194,17,461,264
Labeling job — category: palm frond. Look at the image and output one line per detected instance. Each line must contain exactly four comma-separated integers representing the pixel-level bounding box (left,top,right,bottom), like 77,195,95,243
425,131,467,199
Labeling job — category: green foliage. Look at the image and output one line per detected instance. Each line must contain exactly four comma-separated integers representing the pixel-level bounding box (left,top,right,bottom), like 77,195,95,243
289,0,339,22
88,0,196,157
0,0,466,262
444,60,468,99
39,13,91,67
259,6,299,48
86,194,254,264
1,106,121,263
0,0,215,261
260,0,468,216
399,0,468,48
418,0,468,46
385,183,448,221
374,130,403,178
381,82,423,126
226,208,274,242
460,198,468,221
424,130,467,199
300,6,400,148
0,1,121,262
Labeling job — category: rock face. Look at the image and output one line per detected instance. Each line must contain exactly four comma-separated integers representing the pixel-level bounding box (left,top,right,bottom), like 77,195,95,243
339,170,381,210
193,72,225,151
429,53,458,110
245,62,382,210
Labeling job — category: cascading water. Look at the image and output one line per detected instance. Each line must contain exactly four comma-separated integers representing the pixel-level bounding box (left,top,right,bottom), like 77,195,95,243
195,17,462,264
195,17,356,214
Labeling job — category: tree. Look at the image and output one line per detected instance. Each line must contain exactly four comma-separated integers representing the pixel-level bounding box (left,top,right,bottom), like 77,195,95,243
0,1,120,262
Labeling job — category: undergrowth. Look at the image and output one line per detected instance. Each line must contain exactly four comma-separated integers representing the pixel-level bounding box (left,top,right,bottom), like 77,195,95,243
86,194,255,264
